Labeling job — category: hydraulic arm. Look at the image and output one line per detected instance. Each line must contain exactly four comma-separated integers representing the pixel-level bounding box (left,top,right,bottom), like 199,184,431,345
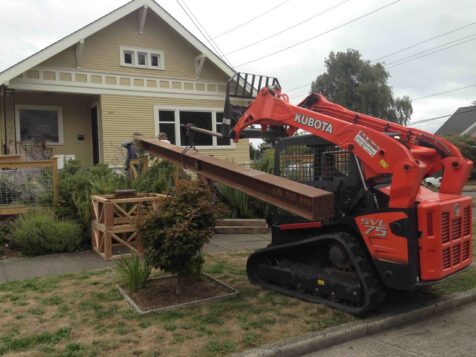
227,83,473,208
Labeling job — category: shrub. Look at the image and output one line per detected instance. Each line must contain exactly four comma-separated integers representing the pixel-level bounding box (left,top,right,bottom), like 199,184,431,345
216,150,274,219
131,160,182,193
11,209,82,256
55,161,127,238
137,180,225,294
0,219,13,255
216,184,271,219
116,255,151,294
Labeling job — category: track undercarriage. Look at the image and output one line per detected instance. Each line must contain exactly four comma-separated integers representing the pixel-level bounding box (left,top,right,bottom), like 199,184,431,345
247,232,385,315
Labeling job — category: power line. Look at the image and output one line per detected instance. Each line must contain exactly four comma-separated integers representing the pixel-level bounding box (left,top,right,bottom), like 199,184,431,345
176,0,233,66
287,24,476,94
289,82,476,103
225,0,350,56
412,84,476,102
287,82,313,93
372,20,476,61
387,33,476,68
235,0,401,68
409,107,476,126
210,0,291,40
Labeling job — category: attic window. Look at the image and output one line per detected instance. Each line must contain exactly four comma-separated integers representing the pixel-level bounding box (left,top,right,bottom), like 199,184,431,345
120,46,164,70
124,50,134,65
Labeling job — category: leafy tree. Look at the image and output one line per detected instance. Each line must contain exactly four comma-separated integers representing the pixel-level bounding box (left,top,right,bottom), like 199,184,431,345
444,135,476,163
311,49,412,125
137,179,224,294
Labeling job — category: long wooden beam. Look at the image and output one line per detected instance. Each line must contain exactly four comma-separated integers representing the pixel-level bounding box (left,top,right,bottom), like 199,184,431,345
135,136,334,222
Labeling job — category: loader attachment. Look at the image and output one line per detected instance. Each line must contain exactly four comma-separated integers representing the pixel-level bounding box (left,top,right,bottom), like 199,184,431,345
222,72,281,139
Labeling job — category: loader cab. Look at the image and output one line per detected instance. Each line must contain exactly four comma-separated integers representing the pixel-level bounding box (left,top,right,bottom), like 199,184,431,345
274,135,375,218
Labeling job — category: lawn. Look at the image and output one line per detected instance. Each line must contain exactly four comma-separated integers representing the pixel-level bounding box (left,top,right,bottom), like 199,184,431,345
0,252,354,357
0,249,475,357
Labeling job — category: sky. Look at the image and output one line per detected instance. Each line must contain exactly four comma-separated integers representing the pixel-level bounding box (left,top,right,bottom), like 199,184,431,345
0,0,475,133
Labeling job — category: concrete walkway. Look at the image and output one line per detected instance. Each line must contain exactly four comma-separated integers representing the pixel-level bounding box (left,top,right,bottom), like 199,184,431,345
306,301,476,357
0,233,271,282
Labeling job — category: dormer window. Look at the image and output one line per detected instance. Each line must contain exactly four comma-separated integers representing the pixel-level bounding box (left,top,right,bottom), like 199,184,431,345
123,50,134,65
120,46,164,70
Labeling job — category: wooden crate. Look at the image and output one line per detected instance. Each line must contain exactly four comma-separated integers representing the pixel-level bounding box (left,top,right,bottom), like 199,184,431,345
91,193,165,260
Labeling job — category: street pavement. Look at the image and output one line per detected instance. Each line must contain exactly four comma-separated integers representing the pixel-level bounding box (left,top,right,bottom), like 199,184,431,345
0,233,271,282
305,301,476,357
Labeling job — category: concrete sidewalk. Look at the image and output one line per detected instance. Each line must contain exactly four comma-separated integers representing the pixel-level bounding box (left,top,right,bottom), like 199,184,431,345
0,233,271,282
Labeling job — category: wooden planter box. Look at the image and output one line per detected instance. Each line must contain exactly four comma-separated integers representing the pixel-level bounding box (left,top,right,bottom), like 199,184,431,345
91,193,165,260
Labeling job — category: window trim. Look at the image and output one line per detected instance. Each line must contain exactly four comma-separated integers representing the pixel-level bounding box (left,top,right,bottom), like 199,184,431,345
120,46,165,70
15,105,64,145
154,106,235,149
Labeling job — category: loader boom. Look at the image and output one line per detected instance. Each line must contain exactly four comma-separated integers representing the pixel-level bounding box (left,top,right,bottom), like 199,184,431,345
228,87,473,208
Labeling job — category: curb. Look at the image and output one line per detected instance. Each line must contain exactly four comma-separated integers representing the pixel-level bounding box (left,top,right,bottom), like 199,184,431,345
232,287,476,357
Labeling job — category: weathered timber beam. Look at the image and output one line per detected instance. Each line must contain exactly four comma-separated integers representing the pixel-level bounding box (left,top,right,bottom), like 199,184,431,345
135,136,334,221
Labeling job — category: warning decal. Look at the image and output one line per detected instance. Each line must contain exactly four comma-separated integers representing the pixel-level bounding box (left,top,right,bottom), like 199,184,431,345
354,131,379,157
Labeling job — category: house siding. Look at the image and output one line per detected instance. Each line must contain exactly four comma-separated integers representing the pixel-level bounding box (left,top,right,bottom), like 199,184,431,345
100,94,250,167
41,11,227,81
0,92,96,165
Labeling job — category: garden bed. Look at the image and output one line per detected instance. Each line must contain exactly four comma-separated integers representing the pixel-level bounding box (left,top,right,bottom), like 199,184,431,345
119,273,239,314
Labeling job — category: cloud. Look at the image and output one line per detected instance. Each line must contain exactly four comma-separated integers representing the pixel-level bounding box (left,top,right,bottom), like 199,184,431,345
0,0,475,133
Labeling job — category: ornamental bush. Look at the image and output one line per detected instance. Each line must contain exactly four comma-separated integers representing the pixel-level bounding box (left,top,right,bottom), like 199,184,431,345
11,209,82,256
137,179,224,294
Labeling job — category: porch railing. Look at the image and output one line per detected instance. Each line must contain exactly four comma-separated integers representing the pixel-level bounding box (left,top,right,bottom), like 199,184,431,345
0,156,59,215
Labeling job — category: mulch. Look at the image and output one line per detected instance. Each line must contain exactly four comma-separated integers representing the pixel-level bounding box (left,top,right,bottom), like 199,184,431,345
130,275,231,311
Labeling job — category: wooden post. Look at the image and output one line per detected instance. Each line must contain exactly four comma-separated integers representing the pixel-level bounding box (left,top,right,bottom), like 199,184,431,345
51,157,59,205
104,202,114,260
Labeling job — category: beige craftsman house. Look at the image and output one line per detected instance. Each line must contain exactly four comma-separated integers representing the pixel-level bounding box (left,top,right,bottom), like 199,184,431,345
0,0,249,167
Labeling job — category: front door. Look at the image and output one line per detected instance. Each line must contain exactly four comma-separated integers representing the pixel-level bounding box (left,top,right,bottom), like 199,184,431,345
91,105,100,165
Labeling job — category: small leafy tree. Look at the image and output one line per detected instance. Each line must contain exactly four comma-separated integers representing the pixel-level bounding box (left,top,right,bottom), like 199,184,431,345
137,179,224,294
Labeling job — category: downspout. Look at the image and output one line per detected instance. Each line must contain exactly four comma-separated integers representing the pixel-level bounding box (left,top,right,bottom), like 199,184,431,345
12,88,16,154
1,85,6,155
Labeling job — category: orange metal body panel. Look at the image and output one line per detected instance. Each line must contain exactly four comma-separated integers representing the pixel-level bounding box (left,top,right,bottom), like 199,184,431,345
355,212,409,264
416,188,472,281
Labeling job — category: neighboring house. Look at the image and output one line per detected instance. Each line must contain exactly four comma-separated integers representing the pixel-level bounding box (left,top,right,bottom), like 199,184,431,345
435,105,476,138
0,0,249,167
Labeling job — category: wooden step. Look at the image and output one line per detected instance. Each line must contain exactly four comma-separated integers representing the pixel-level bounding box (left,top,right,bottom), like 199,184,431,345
214,226,268,234
216,219,267,227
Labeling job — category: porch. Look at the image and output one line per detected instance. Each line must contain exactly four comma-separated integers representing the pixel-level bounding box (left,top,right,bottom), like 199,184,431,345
0,88,101,166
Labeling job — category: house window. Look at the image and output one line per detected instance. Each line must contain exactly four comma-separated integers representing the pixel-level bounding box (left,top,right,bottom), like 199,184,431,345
120,46,164,70
157,110,176,145
137,52,147,66
156,108,233,148
150,54,160,67
123,50,134,65
16,105,63,145
216,112,232,146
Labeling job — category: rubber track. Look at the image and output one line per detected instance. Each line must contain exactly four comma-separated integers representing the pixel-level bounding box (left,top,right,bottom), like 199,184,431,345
247,232,385,316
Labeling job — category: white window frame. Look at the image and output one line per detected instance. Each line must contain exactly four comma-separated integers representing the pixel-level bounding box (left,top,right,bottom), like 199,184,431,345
154,106,235,149
120,46,165,70
15,105,64,145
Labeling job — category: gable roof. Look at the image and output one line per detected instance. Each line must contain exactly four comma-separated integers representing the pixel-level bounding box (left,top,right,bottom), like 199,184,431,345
435,105,476,136
0,0,234,85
